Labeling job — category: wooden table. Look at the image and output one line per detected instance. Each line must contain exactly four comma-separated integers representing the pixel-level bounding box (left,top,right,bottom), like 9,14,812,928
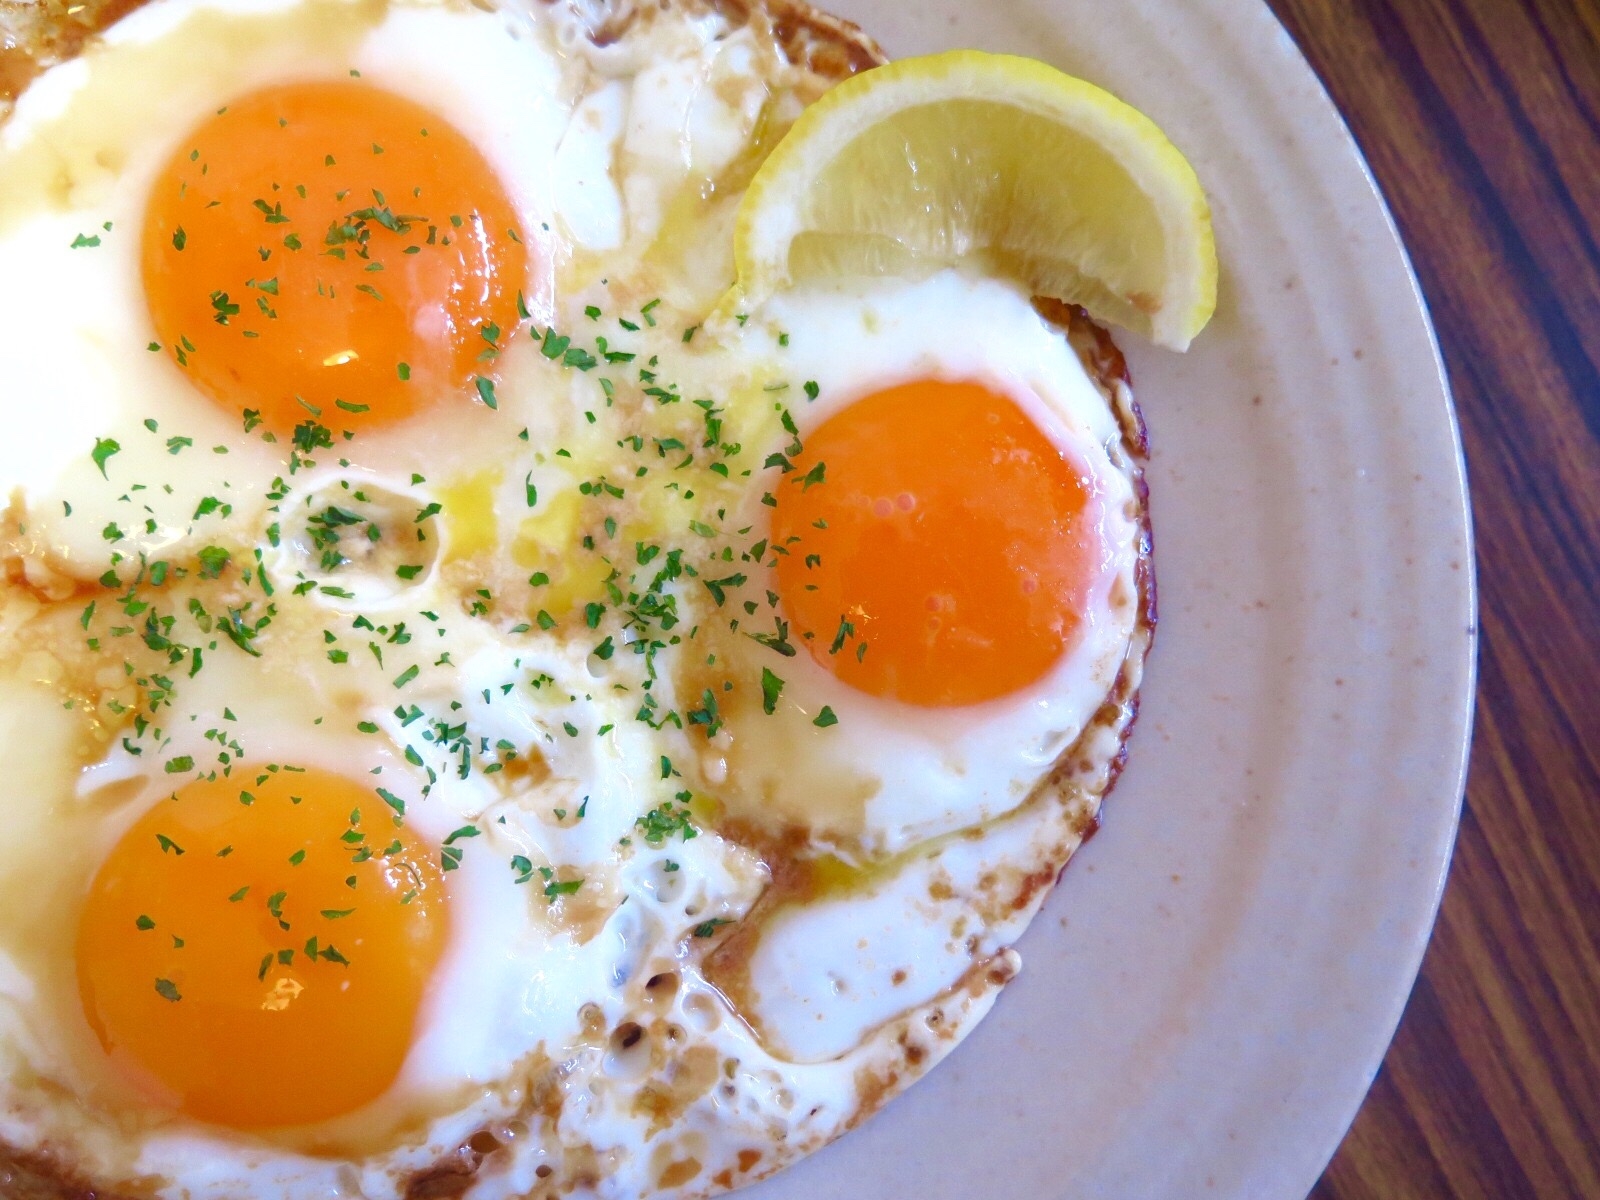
1258,2,1600,1196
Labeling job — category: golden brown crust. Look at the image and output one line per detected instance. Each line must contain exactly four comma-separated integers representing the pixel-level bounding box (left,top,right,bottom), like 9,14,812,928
0,0,145,106
703,0,883,77
403,1153,483,1200
0,1145,140,1200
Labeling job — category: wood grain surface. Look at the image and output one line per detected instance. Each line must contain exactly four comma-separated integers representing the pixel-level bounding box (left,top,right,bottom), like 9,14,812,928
1259,1,1600,1196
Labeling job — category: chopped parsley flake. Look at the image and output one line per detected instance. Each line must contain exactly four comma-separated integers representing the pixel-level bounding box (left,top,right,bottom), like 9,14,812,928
91,438,120,478
761,667,785,715
543,875,583,902
635,802,697,845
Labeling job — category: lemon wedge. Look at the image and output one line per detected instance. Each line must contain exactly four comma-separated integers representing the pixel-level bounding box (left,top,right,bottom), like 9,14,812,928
725,50,1217,350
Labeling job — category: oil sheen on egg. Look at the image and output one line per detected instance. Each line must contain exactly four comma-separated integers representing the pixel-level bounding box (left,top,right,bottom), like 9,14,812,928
0,1,1153,1198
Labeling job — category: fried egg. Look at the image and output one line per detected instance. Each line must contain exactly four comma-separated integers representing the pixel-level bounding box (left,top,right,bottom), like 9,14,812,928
679,272,1143,858
0,1,1153,1198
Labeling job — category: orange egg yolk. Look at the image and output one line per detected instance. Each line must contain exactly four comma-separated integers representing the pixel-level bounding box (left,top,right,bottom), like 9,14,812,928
75,766,449,1129
141,80,528,434
771,379,1101,707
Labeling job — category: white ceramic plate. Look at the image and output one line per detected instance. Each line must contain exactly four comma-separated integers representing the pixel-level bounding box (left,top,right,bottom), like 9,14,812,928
750,2,1476,1198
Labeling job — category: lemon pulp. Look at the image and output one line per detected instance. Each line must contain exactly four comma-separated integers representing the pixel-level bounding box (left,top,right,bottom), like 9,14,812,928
727,50,1217,350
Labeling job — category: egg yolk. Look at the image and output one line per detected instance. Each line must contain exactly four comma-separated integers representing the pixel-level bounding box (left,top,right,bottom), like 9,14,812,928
141,80,528,433
75,767,448,1129
771,379,1100,707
